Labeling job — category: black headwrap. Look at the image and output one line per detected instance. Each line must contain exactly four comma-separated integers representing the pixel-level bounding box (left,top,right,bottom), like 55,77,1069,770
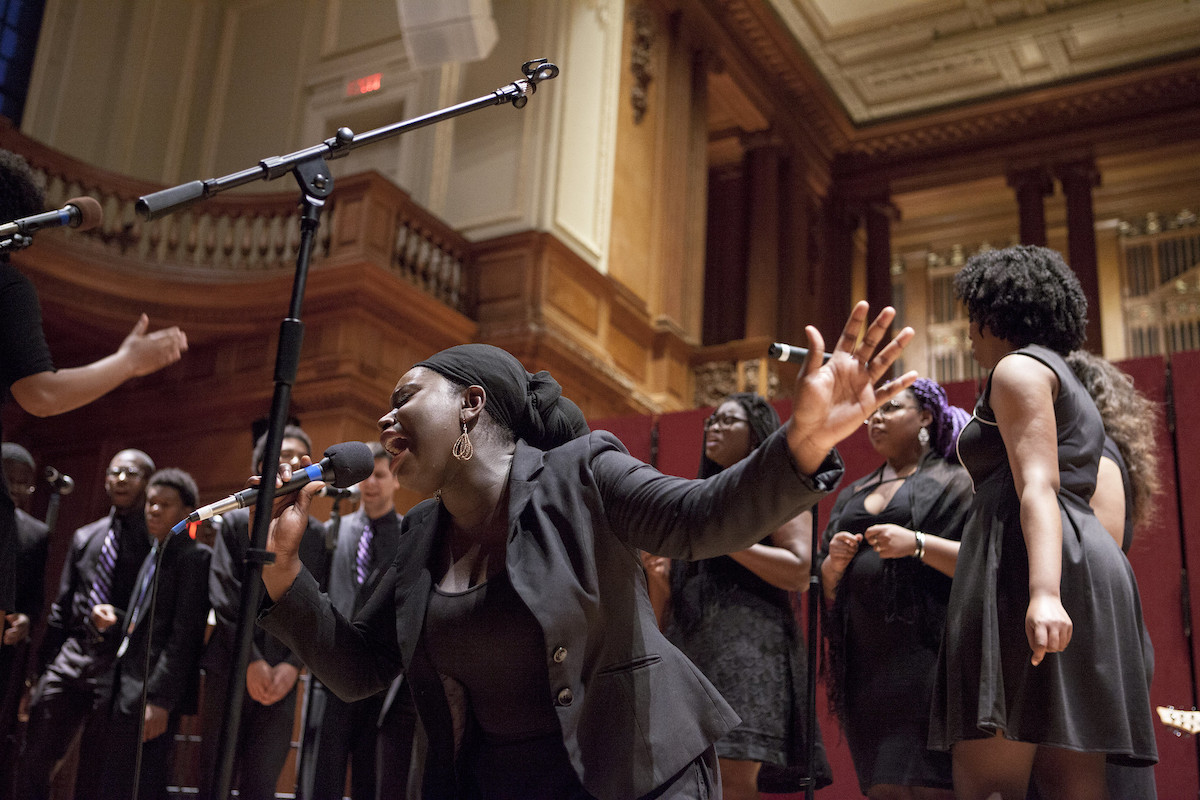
416,344,590,451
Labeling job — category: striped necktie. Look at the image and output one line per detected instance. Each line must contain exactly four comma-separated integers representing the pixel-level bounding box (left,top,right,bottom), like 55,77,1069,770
355,520,374,585
125,543,160,634
88,523,119,608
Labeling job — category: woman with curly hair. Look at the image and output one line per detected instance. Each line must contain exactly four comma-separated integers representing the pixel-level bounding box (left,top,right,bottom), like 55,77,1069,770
660,393,832,800
929,245,1157,800
819,378,972,800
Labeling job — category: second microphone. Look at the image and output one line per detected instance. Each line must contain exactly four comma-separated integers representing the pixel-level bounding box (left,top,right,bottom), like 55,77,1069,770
174,441,374,533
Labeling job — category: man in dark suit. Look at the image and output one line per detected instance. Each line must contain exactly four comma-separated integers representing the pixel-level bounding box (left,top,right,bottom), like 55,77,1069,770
297,441,416,800
197,425,328,800
0,443,50,795
19,448,156,800
74,467,212,800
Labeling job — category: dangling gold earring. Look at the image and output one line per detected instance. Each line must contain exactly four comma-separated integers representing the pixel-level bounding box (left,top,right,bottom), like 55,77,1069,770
452,417,473,461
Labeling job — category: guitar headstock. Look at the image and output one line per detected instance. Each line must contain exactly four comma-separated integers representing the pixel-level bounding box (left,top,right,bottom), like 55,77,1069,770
1157,705,1200,736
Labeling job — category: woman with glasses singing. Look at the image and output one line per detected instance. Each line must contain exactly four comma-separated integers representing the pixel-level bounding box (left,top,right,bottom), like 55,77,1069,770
658,393,832,800
818,378,972,800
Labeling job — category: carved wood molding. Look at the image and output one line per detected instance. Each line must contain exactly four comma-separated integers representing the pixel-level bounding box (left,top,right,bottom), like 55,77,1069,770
629,2,655,124
695,2,1200,178
841,63,1200,169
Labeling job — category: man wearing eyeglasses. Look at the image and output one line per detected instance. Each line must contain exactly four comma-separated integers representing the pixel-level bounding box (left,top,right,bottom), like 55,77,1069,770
198,425,329,800
19,449,156,800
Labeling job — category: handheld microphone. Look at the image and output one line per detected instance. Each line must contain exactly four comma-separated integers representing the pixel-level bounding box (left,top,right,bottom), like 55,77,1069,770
0,197,103,238
44,466,75,495
172,441,374,533
318,485,359,500
768,342,832,364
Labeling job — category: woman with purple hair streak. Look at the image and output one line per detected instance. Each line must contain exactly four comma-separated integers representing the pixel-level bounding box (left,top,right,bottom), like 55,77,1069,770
819,378,972,800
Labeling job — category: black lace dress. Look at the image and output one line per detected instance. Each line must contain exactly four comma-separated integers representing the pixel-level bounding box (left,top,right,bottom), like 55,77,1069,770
666,546,831,790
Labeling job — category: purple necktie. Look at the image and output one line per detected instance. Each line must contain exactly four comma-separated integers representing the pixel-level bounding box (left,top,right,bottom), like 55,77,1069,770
88,524,119,608
355,520,374,585
125,547,159,634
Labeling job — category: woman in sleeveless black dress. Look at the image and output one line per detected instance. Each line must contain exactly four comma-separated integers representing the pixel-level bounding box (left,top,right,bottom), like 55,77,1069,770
929,246,1157,800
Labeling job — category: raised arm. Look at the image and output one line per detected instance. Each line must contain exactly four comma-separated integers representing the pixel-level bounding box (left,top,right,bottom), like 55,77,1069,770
787,302,917,474
10,314,186,417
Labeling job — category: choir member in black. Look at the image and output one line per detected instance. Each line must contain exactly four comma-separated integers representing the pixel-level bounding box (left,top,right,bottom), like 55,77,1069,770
75,468,212,800
0,443,50,795
197,425,328,800
298,441,417,800
19,449,157,800
1066,350,1162,800
256,304,916,799
819,379,971,799
0,149,185,630
929,245,1156,800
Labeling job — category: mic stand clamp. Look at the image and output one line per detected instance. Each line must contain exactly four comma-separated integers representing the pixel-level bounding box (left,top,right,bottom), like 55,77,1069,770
0,234,32,254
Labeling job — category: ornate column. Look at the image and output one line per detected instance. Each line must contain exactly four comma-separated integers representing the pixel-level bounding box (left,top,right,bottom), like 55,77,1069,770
1006,166,1054,247
1054,159,1103,350
742,134,784,339
864,195,898,323
825,195,861,334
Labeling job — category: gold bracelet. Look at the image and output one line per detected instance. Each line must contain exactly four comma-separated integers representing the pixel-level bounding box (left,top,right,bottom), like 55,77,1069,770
914,531,926,560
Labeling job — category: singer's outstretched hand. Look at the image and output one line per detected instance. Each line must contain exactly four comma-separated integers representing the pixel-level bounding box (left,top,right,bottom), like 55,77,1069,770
259,458,323,601
10,313,187,418
120,313,188,377
786,301,917,475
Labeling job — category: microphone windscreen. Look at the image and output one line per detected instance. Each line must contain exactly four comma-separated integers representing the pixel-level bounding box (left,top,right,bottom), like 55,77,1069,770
67,197,103,231
323,442,375,487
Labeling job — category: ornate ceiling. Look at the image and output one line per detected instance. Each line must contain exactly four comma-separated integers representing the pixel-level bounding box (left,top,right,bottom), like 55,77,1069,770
766,0,1200,124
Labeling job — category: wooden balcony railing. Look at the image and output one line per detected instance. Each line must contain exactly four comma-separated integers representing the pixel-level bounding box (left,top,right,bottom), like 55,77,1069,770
0,119,473,313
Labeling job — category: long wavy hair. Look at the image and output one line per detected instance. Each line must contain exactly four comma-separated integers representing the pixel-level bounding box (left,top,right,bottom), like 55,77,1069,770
1066,350,1161,529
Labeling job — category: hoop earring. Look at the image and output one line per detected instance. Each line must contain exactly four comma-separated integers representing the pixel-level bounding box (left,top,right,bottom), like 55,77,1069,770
917,426,930,447
452,418,473,461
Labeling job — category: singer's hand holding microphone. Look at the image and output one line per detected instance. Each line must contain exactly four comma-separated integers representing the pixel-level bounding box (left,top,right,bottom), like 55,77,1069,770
222,441,375,597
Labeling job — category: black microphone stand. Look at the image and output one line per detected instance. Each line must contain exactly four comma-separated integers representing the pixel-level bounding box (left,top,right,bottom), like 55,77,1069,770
137,59,558,800
43,469,72,534
805,504,820,800
128,535,172,800
296,491,351,788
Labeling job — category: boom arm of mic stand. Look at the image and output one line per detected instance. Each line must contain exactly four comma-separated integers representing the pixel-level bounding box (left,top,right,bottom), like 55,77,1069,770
136,59,560,221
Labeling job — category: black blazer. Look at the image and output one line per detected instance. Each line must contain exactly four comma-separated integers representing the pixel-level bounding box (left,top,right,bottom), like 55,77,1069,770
39,509,152,684
14,509,49,625
327,507,403,619
203,508,326,675
113,535,212,717
261,429,841,800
